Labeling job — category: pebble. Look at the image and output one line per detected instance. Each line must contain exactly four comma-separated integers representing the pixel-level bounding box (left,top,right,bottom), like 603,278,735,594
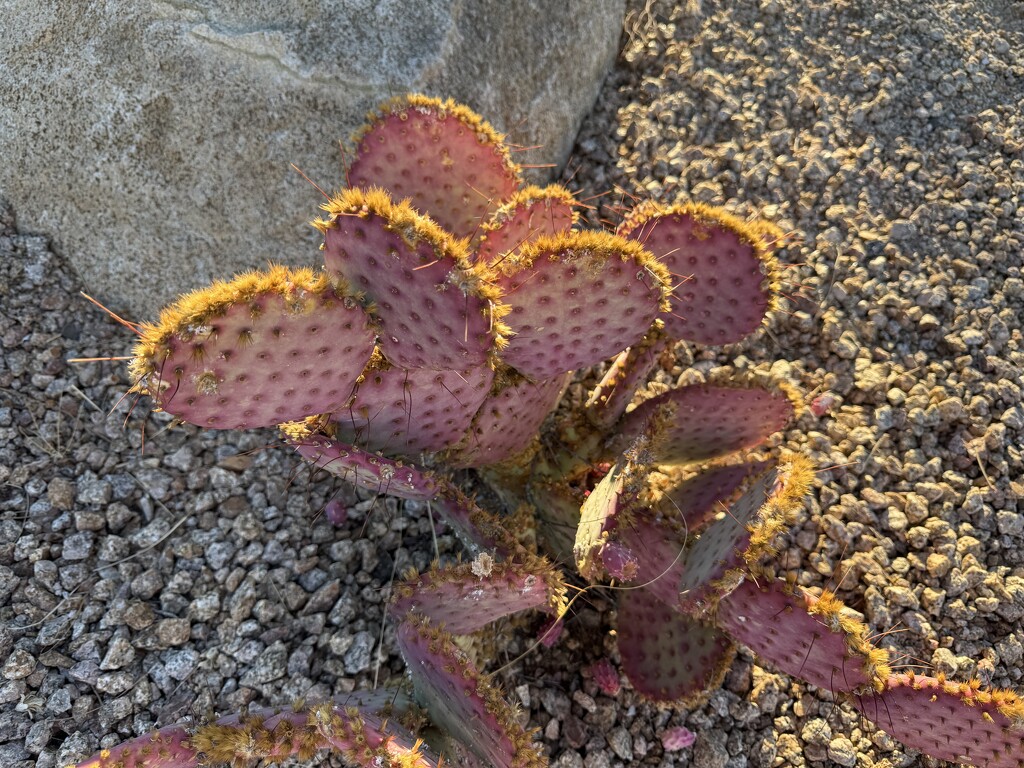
36,614,73,647
61,532,94,561
46,478,76,510
131,569,164,600
239,642,287,686
99,637,134,671
305,579,341,614
828,736,858,767
96,672,134,696
693,730,730,768
606,727,632,760
46,688,71,715
2,650,35,680
163,649,198,681
67,660,99,686
154,619,191,648
130,520,171,549
75,474,111,505
889,220,917,240
205,540,236,570
342,632,375,675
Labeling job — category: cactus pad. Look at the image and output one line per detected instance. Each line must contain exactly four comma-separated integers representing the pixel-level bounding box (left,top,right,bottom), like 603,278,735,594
428,483,526,558
618,202,777,345
490,231,670,380
447,373,570,467
652,460,770,535
617,384,795,464
331,363,494,457
476,185,578,264
129,266,374,430
390,558,566,635
348,95,521,240
853,672,1024,768
68,699,439,768
617,585,735,704
717,579,890,694
574,462,631,582
398,616,544,768
584,324,669,429
531,480,587,564
674,461,802,614
320,188,505,370
283,422,440,500
607,513,688,610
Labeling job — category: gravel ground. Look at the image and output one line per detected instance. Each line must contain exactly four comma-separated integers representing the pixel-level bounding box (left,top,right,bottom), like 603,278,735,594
2,0,1023,767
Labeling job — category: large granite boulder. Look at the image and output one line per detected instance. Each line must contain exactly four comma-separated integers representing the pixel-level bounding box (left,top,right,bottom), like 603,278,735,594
0,1,624,317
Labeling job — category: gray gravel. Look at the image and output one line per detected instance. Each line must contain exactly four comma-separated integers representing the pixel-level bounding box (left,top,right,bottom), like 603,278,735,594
3,0,1024,767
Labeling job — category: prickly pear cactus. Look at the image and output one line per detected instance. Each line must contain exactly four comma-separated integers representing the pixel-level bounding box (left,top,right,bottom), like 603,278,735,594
71,95,1024,768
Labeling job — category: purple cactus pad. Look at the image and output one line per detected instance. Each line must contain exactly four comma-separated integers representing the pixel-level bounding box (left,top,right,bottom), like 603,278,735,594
853,673,1024,768
492,232,667,380
717,579,886,694
618,202,774,346
321,189,501,371
348,95,520,240
448,373,570,467
330,363,494,457
616,384,794,464
617,585,735,704
133,267,374,430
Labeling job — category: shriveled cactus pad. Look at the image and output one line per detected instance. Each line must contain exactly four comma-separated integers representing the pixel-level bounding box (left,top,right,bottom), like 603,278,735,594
348,94,521,240
71,698,439,768
853,673,1024,768
283,423,440,500
390,557,566,635
618,202,778,346
574,462,630,581
129,266,374,430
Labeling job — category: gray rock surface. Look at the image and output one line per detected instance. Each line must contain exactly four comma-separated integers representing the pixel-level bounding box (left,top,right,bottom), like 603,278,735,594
0,0,624,318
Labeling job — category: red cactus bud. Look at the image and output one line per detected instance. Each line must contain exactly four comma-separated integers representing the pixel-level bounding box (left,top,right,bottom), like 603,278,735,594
588,658,621,696
537,615,564,648
600,541,639,581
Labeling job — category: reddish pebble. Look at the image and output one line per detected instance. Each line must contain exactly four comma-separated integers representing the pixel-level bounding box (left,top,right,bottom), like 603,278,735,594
661,725,696,751
810,393,837,417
